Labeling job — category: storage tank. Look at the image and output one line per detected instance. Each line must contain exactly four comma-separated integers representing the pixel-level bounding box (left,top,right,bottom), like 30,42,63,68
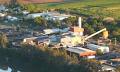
87,44,109,53
103,31,108,39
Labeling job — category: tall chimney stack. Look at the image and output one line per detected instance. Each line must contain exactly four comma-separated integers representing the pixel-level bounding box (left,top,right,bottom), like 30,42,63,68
78,17,82,28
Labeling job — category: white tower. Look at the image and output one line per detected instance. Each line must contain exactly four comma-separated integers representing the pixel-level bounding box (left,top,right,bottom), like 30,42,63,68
78,17,82,28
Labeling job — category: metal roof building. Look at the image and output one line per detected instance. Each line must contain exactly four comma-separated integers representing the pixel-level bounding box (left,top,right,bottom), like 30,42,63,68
66,47,96,57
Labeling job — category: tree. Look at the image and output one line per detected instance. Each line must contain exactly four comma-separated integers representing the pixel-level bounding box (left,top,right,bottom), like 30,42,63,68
0,33,8,48
96,49,103,56
27,4,36,12
113,28,120,36
63,16,77,26
34,17,48,27
54,20,61,28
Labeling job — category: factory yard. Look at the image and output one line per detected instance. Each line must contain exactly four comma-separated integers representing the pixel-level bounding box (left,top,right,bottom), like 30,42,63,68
0,1,120,72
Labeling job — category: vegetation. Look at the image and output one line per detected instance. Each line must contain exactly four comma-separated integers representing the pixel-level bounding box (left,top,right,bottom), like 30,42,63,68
63,16,77,26
96,49,103,56
21,0,120,19
34,17,47,27
0,44,108,72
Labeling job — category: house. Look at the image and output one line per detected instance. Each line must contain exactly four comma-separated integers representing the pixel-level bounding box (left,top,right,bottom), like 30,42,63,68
66,47,96,58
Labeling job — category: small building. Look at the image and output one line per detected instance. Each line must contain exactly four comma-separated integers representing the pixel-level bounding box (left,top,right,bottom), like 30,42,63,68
87,44,109,53
66,47,96,58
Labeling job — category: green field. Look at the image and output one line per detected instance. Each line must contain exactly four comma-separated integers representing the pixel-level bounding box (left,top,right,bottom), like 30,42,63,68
23,0,120,19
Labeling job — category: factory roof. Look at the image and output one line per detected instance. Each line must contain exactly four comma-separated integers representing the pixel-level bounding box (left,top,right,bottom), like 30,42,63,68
66,47,96,55
34,36,49,42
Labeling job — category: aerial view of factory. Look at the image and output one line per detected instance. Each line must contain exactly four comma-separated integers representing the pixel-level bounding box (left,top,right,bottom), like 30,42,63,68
22,16,109,58
0,0,120,72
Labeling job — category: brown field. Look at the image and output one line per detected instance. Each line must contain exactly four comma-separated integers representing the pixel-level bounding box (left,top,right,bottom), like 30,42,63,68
0,0,64,4
20,0,64,4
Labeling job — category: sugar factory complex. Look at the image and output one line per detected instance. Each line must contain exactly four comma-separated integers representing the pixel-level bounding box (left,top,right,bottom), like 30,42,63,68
23,16,109,58
0,4,120,72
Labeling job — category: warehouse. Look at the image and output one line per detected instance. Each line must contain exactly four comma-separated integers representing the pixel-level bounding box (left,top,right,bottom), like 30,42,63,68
66,47,96,59
25,12,71,20
87,44,109,54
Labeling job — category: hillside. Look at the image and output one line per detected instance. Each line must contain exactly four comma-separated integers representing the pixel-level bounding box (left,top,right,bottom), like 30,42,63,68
23,0,120,19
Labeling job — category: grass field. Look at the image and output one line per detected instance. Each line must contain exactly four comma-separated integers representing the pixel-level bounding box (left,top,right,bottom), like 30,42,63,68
24,0,120,19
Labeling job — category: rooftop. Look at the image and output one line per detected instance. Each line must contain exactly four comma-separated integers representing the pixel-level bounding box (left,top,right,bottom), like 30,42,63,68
66,47,95,54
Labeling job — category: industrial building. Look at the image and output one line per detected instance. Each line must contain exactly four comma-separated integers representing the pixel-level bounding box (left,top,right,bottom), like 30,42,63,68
25,12,71,20
87,44,110,53
66,47,96,58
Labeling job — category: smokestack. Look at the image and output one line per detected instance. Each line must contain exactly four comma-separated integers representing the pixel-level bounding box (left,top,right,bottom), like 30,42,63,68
78,17,82,28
